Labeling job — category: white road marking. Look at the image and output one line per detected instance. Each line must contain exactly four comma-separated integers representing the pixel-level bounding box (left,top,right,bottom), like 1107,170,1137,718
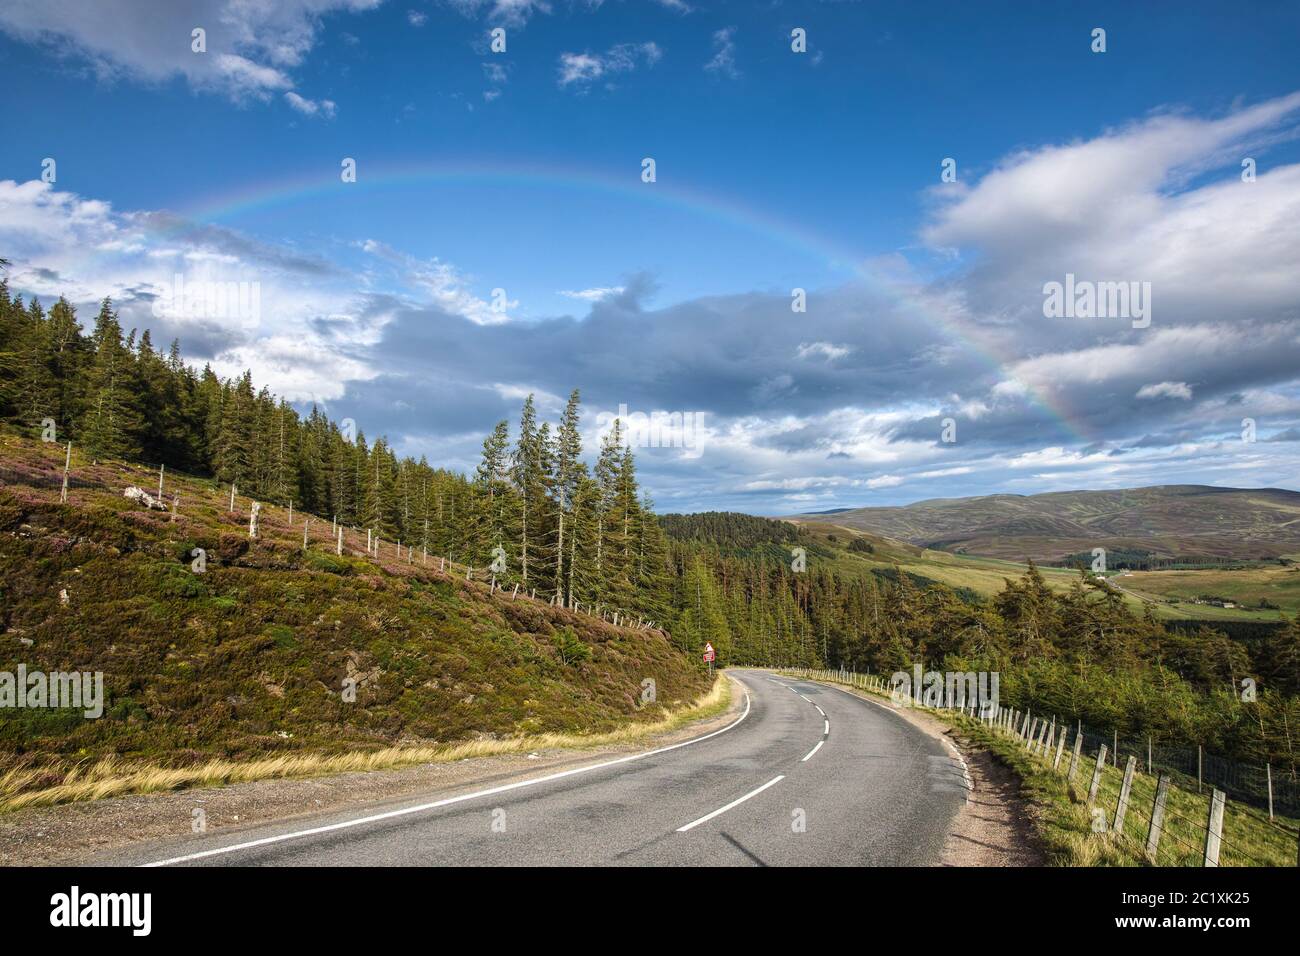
801,740,824,762
676,774,785,832
823,719,830,735
143,682,754,867
791,672,974,801
814,705,825,716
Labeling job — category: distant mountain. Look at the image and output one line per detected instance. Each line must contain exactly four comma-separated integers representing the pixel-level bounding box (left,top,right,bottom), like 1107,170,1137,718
787,485,1300,562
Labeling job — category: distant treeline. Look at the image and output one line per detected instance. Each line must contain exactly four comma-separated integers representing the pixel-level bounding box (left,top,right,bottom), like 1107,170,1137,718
1053,548,1283,571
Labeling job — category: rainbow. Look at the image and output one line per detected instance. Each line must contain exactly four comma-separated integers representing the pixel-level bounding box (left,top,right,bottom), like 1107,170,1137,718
139,158,1089,442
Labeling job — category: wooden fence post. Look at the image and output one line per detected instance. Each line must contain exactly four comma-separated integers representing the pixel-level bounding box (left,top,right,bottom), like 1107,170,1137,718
336,526,342,555
1053,727,1068,770
303,518,308,549
1203,788,1226,866
1114,755,1137,834
1068,731,1084,783
1087,744,1109,808
60,441,71,503
1145,773,1170,863
1266,764,1274,821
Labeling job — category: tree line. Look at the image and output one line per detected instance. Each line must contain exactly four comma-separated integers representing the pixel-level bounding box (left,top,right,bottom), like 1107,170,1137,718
0,287,671,619
661,528,1300,771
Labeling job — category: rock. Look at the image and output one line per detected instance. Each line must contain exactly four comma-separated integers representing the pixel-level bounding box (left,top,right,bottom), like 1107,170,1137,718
123,486,168,511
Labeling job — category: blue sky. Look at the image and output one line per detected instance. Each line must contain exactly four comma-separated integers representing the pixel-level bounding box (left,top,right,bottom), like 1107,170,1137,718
3,1,1300,514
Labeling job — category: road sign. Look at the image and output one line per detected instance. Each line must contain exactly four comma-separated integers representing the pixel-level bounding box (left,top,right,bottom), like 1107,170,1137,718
703,642,715,663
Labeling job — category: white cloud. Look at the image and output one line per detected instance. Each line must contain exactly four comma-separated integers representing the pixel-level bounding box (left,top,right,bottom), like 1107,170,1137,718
0,0,374,105
1136,381,1193,401
560,286,624,302
558,42,662,88
796,341,852,362
704,26,738,78
441,0,552,28
284,91,337,119
359,239,516,325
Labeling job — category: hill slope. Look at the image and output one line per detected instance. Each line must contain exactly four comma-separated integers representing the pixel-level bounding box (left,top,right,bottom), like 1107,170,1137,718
790,485,1300,562
0,433,709,774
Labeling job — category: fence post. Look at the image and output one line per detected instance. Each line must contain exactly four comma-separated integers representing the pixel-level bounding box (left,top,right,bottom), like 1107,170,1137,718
60,441,71,503
1087,744,1108,808
1147,735,1152,775
1197,745,1203,793
336,526,342,555
1203,788,1226,867
1145,773,1170,863
1068,730,1084,784
1114,755,1137,834
1266,764,1274,821
1053,727,1067,771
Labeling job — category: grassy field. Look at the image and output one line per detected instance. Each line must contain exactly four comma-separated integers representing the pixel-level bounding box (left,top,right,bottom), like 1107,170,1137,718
793,520,1290,624
958,717,1299,867
0,432,712,807
1115,565,1300,619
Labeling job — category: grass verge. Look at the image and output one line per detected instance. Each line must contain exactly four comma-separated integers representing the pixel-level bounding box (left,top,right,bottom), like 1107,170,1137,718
0,674,732,813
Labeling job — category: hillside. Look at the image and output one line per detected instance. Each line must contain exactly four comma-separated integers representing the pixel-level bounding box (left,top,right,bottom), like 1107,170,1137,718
789,485,1300,563
0,432,710,777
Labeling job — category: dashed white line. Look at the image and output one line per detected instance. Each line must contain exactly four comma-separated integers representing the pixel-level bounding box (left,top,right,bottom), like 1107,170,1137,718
143,682,754,867
676,774,785,832
801,740,825,762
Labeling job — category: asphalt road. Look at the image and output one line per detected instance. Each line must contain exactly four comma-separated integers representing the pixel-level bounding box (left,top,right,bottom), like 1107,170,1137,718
108,669,971,867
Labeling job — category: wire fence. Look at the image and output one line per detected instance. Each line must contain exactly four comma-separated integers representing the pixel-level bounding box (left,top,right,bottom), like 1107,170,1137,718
0,446,664,637
785,667,1300,867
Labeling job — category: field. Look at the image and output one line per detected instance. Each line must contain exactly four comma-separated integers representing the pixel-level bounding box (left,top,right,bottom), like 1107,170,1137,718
1114,565,1300,620
790,520,1290,624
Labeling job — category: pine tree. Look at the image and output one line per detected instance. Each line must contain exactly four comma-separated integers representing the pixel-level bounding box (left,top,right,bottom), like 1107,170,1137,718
80,299,143,460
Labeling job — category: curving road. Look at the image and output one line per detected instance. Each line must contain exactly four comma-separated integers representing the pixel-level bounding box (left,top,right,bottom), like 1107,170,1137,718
105,669,971,867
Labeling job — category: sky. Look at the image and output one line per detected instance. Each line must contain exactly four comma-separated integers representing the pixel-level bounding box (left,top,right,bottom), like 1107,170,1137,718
2,0,1300,515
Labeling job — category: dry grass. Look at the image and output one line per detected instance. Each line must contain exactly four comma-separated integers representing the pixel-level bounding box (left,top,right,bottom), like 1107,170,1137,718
0,675,732,813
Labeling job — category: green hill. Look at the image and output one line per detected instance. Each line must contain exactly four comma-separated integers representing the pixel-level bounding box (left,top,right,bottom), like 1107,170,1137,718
0,432,710,785
791,485,1300,562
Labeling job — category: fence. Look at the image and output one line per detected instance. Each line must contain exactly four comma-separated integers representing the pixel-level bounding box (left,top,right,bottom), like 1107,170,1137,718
0,445,664,637
784,667,1300,867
